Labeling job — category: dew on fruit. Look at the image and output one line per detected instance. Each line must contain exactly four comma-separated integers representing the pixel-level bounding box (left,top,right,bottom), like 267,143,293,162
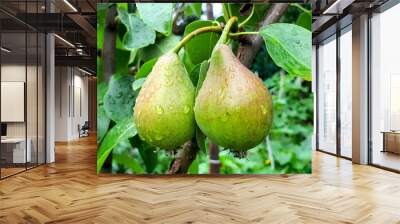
156,105,164,115
165,78,172,86
219,89,225,99
260,105,267,115
183,106,190,114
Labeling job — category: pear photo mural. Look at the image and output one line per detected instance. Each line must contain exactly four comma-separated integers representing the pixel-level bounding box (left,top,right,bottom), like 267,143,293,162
97,3,313,174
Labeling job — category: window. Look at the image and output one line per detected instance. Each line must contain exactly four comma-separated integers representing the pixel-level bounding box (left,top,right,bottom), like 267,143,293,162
370,3,400,171
339,27,352,158
317,35,337,154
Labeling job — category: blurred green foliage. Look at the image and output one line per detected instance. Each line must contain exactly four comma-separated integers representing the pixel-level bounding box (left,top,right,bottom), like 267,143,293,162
97,3,312,174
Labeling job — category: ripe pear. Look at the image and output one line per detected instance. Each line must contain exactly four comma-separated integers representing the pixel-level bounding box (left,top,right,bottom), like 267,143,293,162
134,53,196,150
194,44,273,151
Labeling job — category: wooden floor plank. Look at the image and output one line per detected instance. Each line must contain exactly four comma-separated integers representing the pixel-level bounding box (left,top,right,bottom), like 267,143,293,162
0,136,399,223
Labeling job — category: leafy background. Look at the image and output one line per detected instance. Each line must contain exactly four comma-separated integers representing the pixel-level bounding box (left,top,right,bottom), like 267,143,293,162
97,3,313,174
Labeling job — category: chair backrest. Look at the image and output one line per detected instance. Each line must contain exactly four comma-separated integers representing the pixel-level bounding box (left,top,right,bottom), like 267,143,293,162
82,121,90,129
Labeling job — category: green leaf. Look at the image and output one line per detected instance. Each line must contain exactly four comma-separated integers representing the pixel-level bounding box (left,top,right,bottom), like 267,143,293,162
117,8,156,50
136,3,174,35
194,60,209,155
97,82,108,105
141,35,180,61
115,31,138,65
222,4,231,22
196,61,209,96
296,12,312,31
97,3,113,11
103,74,136,122
97,56,103,83
97,5,106,50
116,3,128,10
97,105,110,143
260,23,311,80
188,63,201,86
182,52,196,74
196,126,206,153
188,155,199,174
132,78,146,92
129,136,158,173
115,48,131,74
135,57,158,79
183,20,220,65
97,117,137,174
184,3,202,17
112,151,144,174
112,139,145,174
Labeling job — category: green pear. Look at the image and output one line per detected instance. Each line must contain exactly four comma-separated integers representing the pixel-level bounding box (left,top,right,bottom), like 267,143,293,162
194,44,273,151
134,53,195,150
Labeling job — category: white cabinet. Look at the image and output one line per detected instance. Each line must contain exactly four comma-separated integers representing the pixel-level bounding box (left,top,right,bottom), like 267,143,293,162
1,138,32,163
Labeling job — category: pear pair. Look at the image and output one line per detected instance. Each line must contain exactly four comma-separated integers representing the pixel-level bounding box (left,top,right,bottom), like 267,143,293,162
134,44,273,151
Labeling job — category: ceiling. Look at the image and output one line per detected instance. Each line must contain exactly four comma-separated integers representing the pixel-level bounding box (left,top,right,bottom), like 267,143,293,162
312,0,390,43
0,0,96,74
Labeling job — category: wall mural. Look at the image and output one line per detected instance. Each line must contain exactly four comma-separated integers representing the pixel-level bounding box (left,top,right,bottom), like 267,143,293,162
97,3,313,174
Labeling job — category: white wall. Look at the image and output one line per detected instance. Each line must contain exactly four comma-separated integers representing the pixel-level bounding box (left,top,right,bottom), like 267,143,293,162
54,66,89,141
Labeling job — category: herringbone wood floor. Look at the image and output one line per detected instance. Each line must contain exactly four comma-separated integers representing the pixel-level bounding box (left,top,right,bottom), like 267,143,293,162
0,136,400,224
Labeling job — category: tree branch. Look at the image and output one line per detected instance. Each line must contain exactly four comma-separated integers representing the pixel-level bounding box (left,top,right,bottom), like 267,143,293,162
236,3,288,68
207,3,214,20
168,140,199,174
103,6,117,83
209,142,220,174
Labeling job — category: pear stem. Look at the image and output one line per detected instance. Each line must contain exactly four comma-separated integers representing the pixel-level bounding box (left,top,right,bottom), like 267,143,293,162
229,31,259,37
217,16,238,45
238,5,255,28
171,25,222,54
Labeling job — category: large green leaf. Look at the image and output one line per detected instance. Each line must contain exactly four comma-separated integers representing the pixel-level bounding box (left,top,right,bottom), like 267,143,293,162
136,3,174,35
141,35,180,61
97,105,110,144
103,74,136,122
183,20,220,65
135,57,158,79
97,117,137,174
260,23,311,80
117,8,156,50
